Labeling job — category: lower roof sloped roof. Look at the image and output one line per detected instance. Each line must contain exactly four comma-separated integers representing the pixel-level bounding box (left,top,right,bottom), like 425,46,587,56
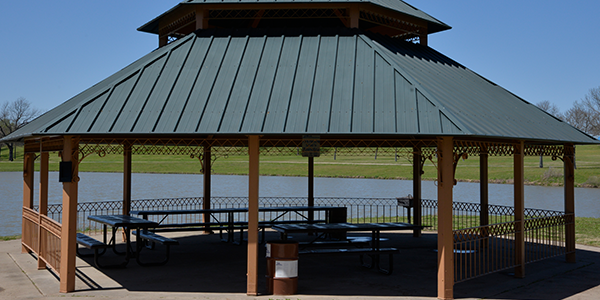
4,27,596,144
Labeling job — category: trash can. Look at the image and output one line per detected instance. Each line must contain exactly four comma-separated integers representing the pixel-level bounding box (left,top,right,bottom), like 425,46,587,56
266,240,298,295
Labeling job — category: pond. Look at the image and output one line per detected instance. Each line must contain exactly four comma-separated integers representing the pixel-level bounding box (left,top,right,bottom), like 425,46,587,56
1,172,598,236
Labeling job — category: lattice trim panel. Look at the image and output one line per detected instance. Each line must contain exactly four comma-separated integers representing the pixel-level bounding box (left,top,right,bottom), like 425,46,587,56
524,145,566,158
209,8,344,20
455,140,567,157
76,137,443,159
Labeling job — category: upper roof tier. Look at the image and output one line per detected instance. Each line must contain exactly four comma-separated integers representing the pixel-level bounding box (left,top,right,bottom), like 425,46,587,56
138,0,451,45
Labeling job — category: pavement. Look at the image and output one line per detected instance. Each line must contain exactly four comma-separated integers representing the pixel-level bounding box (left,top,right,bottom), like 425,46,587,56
1,231,600,300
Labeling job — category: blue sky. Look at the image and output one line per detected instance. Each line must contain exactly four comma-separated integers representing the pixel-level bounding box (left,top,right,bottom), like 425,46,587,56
1,0,599,114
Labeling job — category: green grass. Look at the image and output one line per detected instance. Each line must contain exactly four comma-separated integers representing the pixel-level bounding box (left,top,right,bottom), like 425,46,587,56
3,144,600,187
574,217,600,247
0,235,21,241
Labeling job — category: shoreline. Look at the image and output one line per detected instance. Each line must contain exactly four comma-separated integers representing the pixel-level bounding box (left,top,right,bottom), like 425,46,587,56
2,170,596,189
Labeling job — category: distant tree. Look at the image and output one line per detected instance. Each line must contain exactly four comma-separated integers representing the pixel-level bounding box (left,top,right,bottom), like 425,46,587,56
563,87,600,137
536,100,563,119
0,97,41,161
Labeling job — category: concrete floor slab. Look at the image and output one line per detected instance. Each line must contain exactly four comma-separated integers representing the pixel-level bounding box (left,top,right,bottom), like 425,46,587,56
1,231,600,300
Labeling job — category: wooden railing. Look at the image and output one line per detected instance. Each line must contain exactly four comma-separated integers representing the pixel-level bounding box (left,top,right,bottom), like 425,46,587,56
21,207,62,274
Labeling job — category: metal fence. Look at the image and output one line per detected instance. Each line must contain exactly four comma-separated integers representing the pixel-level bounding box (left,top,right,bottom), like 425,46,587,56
452,211,570,283
43,196,565,233
41,196,568,284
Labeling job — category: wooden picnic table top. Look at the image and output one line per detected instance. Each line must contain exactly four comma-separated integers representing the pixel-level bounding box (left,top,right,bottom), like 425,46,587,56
272,222,423,234
88,215,158,228
130,206,344,216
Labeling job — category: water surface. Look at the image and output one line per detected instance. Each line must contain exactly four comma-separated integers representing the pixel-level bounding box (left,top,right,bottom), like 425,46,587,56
1,172,598,236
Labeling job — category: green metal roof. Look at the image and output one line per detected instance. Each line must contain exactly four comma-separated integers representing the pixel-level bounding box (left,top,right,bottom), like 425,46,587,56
3,27,596,144
137,0,451,35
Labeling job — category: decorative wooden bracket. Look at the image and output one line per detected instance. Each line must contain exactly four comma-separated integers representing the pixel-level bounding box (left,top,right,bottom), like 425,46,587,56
190,152,218,174
452,152,468,185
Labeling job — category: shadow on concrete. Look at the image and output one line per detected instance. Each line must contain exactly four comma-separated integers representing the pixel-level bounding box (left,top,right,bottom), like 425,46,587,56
75,231,600,299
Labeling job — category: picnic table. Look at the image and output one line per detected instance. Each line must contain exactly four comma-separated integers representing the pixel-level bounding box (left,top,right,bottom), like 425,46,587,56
131,206,347,243
272,222,425,274
81,215,159,267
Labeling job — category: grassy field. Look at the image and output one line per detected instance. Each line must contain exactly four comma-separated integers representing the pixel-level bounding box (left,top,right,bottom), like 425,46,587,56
2,144,600,187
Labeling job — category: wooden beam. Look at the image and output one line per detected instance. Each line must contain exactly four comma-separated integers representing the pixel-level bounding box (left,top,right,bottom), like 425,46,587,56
412,146,422,237
252,10,264,28
333,9,349,27
437,137,454,300
564,144,576,263
37,152,49,270
123,142,132,215
22,152,35,253
60,136,79,293
247,135,260,296
514,141,525,278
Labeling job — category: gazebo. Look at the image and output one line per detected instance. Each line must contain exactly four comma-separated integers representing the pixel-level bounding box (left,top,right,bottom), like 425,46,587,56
3,1,597,299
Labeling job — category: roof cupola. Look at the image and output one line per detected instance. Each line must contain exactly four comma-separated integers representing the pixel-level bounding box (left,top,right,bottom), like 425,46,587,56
138,0,450,47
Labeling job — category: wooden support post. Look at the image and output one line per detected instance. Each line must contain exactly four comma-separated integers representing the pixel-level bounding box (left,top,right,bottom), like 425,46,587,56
22,152,35,253
123,142,132,215
196,9,209,30
420,31,428,46
412,146,422,237
437,137,454,300
159,35,168,47
514,141,525,278
38,152,49,269
203,145,212,231
564,144,576,263
308,156,314,222
247,135,260,296
349,5,359,28
480,147,489,248
60,136,79,293
480,147,489,228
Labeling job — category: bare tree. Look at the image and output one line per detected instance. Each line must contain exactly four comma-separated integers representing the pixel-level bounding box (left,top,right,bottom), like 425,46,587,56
562,87,600,137
536,100,563,119
0,97,41,161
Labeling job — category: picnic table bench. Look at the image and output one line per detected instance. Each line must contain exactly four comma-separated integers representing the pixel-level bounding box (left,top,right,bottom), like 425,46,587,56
133,230,179,266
